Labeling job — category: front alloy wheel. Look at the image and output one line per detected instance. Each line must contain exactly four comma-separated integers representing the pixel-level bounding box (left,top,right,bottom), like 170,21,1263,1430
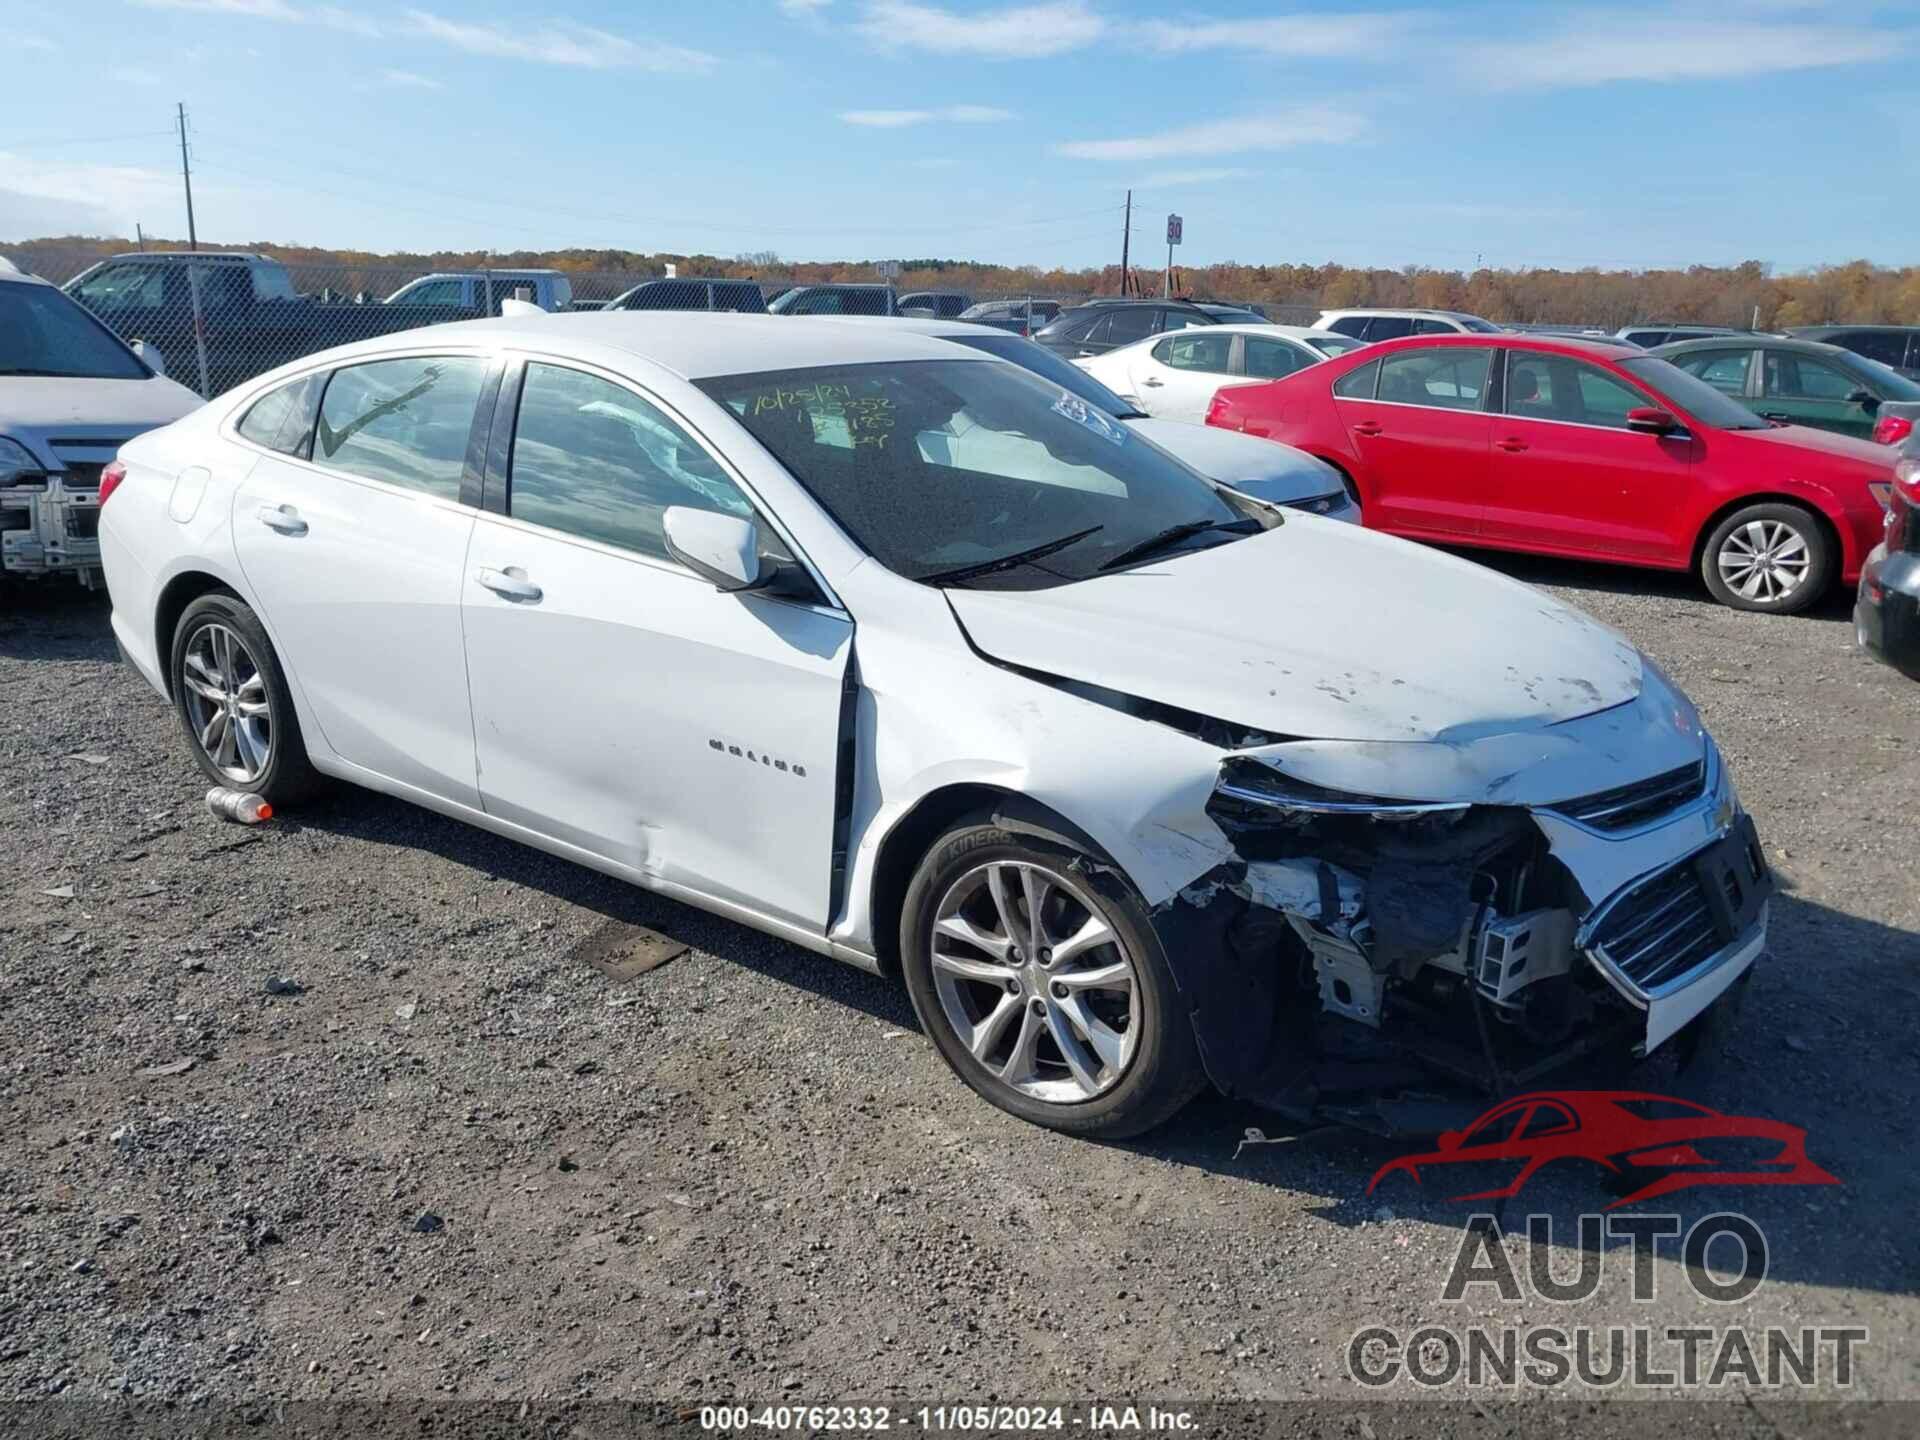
930,860,1140,1103
1701,502,1833,614
900,817,1204,1139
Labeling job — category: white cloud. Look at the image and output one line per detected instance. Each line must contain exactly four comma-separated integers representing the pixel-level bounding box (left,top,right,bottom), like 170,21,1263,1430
1054,108,1365,161
1463,14,1897,87
858,0,1104,58
1140,12,1410,57
0,153,188,241
840,104,1015,126
403,11,720,71
382,68,444,89
1135,166,1256,187
132,0,380,35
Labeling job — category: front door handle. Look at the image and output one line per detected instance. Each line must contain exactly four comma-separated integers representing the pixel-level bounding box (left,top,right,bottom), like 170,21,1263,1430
1351,420,1383,437
474,566,543,603
256,503,307,536
1759,410,1791,422
1141,376,1164,387
1495,437,1529,452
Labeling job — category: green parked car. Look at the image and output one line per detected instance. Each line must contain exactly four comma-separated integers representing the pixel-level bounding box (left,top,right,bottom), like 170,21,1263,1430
1651,334,1920,445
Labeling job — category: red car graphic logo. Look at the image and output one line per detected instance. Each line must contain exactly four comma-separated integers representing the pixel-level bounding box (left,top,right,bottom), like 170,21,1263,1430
1366,1091,1839,1210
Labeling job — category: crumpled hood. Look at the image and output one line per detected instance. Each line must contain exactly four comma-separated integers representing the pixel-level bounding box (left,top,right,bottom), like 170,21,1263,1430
948,521,1642,744
0,374,203,441
1124,418,1341,503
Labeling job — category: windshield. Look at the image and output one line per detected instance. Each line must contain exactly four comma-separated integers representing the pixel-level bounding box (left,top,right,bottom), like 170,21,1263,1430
1199,307,1266,324
699,359,1264,588
1305,332,1367,356
1458,317,1503,333
1622,356,1771,430
945,332,1144,418
1852,353,1920,399
0,280,148,380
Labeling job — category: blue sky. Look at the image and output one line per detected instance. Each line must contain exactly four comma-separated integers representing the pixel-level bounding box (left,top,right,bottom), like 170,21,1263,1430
2,0,1917,271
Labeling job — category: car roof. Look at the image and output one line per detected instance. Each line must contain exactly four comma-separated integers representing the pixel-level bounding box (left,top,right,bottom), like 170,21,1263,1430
1652,334,1855,359
0,262,52,289
1788,323,1916,334
1363,331,1640,359
88,250,270,263
321,311,990,380
1321,307,1477,319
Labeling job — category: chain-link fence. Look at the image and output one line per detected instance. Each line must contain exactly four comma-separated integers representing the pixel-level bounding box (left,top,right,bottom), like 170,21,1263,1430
19,245,1135,399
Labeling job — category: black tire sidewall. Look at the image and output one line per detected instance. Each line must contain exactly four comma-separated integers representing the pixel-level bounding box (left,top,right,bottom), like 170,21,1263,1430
169,592,316,804
1701,503,1833,613
899,819,1203,1139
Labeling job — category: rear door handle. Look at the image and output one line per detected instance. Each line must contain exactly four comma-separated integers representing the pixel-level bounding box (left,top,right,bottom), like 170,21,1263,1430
1495,437,1529,452
256,503,307,536
1351,420,1383,436
474,566,542,603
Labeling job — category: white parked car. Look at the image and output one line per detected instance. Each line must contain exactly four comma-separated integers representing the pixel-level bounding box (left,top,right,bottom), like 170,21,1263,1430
1314,308,1503,341
0,258,202,585
99,313,1771,1138
1074,324,1366,424
820,316,1356,520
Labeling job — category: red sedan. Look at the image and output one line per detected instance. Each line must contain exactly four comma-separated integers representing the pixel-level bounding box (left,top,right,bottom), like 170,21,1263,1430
1206,333,1898,613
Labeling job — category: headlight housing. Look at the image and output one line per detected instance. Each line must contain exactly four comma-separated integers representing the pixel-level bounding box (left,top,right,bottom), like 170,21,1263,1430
0,437,47,487
1211,757,1469,822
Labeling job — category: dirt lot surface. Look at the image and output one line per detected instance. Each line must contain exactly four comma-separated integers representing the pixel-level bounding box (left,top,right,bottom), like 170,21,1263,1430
2,556,1917,1420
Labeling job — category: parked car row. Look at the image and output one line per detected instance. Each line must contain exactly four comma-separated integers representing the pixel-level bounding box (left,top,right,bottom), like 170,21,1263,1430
94,309,1785,1140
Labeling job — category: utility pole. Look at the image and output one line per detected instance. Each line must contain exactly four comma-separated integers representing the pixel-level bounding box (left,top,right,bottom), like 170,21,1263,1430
135,222,144,246
1119,189,1131,294
176,102,197,247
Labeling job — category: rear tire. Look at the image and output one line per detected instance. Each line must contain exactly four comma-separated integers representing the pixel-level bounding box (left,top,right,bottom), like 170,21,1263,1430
169,592,318,806
899,814,1205,1139
1700,502,1833,613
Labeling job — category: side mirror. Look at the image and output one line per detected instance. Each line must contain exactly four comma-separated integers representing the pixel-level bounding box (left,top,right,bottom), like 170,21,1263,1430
663,506,763,592
131,339,166,377
1846,388,1880,414
1437,1130,1463,1153
1626,406,1680,435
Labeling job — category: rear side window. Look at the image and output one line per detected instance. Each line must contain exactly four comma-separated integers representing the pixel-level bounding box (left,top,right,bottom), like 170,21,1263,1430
1332,358,1380,399
1829,331,1907,368
1377,348,1492,410
1156,332,1232,371
236,373,323,459
315,356,489,500
507,362,758,563
1242,336,1311,379
1102,308,1159,346
1364,316,1414,341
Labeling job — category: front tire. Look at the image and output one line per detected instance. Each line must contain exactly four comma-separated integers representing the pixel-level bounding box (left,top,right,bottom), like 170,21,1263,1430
169,592,318,806
1700,502,1833,613
899,815,1204,1139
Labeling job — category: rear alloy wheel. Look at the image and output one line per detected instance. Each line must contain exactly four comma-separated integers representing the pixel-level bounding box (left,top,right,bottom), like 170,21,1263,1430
170,592,318,806
1701,502,1833,614
900,818,1203,1138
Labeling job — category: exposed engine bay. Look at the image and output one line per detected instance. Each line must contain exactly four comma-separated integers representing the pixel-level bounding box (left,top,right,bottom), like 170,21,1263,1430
1158,752,1772,1136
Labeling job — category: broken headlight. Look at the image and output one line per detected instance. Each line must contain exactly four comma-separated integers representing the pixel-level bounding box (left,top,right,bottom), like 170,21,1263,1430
0,437,47,488
1211,758,1470,822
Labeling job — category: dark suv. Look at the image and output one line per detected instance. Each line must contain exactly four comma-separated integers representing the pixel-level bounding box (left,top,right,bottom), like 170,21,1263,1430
1033,300,1265,358
1786,326,1920,381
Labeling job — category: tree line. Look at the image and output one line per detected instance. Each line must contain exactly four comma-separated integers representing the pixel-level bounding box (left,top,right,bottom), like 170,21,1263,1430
13,234,1920,328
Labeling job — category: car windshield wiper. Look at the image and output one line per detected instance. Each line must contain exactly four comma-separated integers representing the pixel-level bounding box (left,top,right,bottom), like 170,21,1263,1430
919,525,1105,587
1097,517,1258,572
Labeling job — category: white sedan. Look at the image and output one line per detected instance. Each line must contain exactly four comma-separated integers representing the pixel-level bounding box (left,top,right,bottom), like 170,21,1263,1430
1076,323,1365,423
99,313,1771,1139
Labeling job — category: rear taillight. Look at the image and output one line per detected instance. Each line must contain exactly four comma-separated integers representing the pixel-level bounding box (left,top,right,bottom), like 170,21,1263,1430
1872,414,1914,446
98,460,127,504
1897,457,1920,506
1205,392,1233,429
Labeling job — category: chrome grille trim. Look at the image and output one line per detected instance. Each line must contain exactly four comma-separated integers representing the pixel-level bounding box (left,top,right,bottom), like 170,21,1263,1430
1547,757,1708,833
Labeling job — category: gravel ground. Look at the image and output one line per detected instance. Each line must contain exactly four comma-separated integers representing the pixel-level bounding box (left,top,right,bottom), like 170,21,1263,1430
2,556,1916,1419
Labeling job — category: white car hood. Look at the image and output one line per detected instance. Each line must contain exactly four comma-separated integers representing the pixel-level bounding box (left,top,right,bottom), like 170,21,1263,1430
946,521,1642,744
1123,418,1340,503
0,374,203,432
